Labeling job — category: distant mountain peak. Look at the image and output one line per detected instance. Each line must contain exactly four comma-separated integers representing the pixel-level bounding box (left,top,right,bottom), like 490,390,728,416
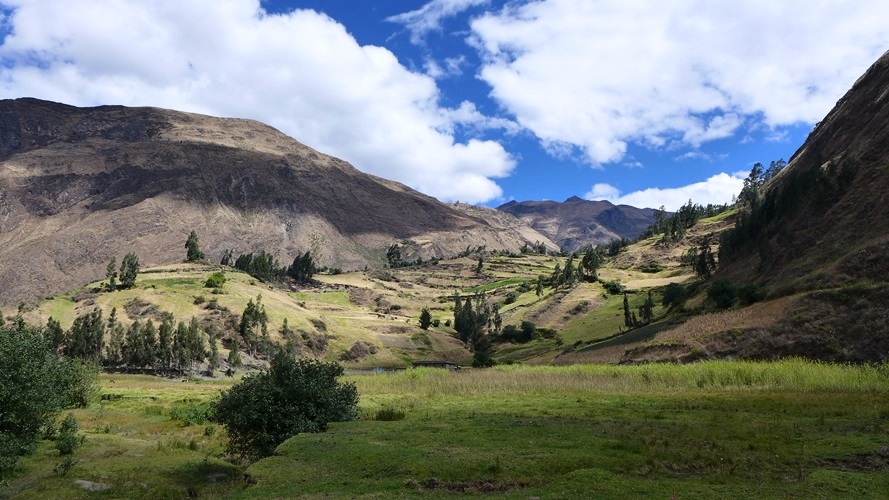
498,197,657,251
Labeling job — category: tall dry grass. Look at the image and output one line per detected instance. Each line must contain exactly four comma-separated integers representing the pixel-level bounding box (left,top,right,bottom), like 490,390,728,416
351,359,889,399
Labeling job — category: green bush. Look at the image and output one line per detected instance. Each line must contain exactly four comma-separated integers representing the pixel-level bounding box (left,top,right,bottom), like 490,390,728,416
56,413,84,455
602,281,625,295
737,283,764,305
212,354,358,459
0,325,98,477
661,283,689,310
205,271,227,289
708,279,738,309
170,399,216,426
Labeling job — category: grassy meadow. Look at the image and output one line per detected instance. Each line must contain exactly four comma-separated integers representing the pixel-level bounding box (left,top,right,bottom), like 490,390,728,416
4,360,887,498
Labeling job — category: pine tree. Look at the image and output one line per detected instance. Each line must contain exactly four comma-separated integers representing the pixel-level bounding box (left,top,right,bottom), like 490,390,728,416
185,230,205,262
228,337,243,371
119,252,140,289
207,328,220,374
623,293,633,329
64,308,105,362
43,317,65,353
640,290,655,325
104,307,125,367
536,275,544,296
156,315,174,372
419,307,432,330
105,257,118,291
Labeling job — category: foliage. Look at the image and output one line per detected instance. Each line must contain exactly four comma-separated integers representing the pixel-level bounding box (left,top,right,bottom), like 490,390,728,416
602,280,625,295
185,230,205,262
419,307,432,330
661,283,688,310
119,252,140,289
64,308,105,362
105,257,118,291
55,413,84,455
212,354,358,459
170,400,216,426
204,271,226,289
708,278,738,309
0,324,97,477
239,295,268,355
287,251,316,282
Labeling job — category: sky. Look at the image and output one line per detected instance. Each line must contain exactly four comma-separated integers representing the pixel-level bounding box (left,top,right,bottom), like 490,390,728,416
1,1,888,210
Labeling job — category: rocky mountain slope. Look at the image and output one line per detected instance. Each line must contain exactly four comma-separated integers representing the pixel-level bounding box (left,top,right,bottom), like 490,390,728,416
498,196,658,252
0,98,554,306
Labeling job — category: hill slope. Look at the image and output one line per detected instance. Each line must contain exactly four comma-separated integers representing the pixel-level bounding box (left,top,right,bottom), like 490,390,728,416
498,196,659,251
0,98,554,306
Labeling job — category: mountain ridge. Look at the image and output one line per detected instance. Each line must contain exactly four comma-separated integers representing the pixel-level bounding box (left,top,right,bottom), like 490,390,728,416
497,197,659,251
0,98,555,306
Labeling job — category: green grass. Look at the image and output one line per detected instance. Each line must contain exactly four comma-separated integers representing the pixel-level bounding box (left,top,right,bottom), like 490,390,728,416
5,361,888,498
243,361,889,497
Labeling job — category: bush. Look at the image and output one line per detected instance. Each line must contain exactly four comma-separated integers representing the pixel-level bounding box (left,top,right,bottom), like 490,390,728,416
602,281,625,295
0,325,98,477
212,354,358,459
503,291,518,305
737,283,764,305
205,272,227,289
170,399,216,426
708,278,738,309
661,283,689,310
55,413,84,455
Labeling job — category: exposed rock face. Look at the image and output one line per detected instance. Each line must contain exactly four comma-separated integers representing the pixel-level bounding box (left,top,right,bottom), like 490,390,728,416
498,196,658,251
0,98,554,306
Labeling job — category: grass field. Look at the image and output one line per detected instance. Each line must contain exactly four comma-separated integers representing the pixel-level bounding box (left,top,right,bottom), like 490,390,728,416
4,360,887,498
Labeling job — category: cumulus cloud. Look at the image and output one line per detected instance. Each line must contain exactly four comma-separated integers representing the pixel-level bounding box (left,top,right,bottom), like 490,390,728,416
584,173,746,211
471,0,889,165
0,0,513,203
387,0,489,44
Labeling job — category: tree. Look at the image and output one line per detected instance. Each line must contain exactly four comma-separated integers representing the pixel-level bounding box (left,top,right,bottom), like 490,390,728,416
104,308,125,367
694,240,718,280
419,307,432,330
220,249,234,267
119,252,140,289
1,324,97,477
639,290,655,325
475,257,484,275
227,337,243,371
105,257,118,292
623,293,634,329
580,247,601,282
212,354,358,459
239,295,268,355
64,308,105,363
185,230,205,262
287,252,316,283
156,315,174,372
386,244,402,268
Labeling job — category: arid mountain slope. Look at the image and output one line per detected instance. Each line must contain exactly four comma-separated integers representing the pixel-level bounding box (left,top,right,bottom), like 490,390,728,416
498,196,658,251
0,98,554,306
719,49,889,292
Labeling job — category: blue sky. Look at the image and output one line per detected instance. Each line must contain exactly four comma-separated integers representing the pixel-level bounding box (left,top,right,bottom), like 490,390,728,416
1,1,888,209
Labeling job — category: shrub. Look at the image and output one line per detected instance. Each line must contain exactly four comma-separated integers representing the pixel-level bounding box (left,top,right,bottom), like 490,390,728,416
503,291,518,305
708,278,738,309
55,413,84,455
205,272,227,289
661,283,689,310
212,354,358,459
170,399,216,426
1,325,97,477
737,283,764,305
602,281,625,295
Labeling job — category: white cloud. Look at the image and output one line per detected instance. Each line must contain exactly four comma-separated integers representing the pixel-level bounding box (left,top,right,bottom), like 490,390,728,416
387,0,489,44
0,0,513,204
471,0,889,165
584,173,745,211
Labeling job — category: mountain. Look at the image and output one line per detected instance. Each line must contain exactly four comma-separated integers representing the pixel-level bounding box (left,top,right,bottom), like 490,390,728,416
498,196,659,251
604,50,889,365
0,98,554,306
